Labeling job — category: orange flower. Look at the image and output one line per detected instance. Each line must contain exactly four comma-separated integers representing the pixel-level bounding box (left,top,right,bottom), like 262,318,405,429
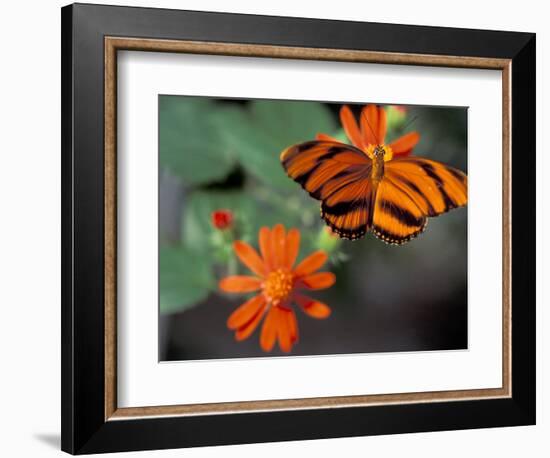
317,104,419,158
219,224,335,353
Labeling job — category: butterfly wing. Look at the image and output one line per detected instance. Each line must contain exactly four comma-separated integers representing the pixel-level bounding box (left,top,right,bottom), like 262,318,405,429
320,178,375,240
372,157,468,245
385,157,468,216
281,141,374,240
371,178,428,245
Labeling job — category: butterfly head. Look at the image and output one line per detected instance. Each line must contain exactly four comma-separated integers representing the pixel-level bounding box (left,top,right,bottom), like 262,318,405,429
366,144,394,162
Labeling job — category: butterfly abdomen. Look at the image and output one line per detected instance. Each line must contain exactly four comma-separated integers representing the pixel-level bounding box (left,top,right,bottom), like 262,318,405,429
370,153,386,183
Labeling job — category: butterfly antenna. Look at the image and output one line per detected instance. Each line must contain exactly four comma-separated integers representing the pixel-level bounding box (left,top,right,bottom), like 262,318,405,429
402,112,420,132
361,107,381,145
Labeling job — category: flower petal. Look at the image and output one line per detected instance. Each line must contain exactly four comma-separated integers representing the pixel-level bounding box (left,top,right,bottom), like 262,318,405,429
293,250,328,277
378,107,387,144
227,294,266,330
259,226,274,270
294,294,332,319
219,276,261,293
235,302,268,341
260,306,278,352
339,105,365,150
287,309,299,343
360,104,387,146
284,228,300,269
276,307,293,353
316,133,340,142
271,224,286,268
300,272,336,290
233,241,267,277
389,131,420,156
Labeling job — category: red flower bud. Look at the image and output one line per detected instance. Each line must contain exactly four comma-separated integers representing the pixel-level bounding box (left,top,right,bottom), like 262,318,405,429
211,209,233,230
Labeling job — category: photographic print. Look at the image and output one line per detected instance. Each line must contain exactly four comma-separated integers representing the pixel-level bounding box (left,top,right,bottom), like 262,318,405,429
159,96,468,360
62,7,534,451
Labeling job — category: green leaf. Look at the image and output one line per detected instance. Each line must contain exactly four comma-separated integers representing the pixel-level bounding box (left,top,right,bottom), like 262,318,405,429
250,100,336,146
159,246,214,314
215,109,291,190
218,100,337,190
159,96,235,185
325,127,348,144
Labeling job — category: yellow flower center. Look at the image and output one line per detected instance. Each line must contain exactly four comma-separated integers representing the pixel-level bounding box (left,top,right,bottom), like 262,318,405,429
263,269,294,305
365,144,393,161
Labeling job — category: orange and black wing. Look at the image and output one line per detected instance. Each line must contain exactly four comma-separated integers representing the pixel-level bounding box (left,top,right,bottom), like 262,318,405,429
385,157,468,216
371,179,428,245
372,157,468,245
320,177,375,240
281,141,373,240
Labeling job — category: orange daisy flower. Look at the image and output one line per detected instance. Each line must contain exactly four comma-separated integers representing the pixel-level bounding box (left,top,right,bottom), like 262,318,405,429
317,104,420,159
219,224,335,353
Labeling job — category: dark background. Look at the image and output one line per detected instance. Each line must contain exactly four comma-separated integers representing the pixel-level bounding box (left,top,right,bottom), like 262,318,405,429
158,97,468,361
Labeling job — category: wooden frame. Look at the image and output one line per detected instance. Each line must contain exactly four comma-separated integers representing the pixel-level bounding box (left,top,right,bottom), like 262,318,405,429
62,3,535,454
104,36,512,419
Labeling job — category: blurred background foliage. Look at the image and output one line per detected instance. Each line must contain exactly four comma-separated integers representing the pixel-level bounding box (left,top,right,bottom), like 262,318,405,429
159,96,468,360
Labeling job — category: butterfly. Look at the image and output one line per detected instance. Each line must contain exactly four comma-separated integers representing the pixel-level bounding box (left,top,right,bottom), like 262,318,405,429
280,104,467,245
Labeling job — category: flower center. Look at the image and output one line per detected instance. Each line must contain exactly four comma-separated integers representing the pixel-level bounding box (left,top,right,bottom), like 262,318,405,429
263,269,294,305
365,144,393,162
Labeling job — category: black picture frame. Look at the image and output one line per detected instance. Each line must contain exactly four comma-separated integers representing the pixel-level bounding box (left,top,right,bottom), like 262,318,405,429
61,3,536,454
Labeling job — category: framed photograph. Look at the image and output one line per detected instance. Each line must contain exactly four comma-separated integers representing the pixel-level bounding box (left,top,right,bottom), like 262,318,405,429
61,3,536,454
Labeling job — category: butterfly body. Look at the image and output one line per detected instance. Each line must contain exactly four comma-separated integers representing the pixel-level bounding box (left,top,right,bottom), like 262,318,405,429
370,147,386,183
